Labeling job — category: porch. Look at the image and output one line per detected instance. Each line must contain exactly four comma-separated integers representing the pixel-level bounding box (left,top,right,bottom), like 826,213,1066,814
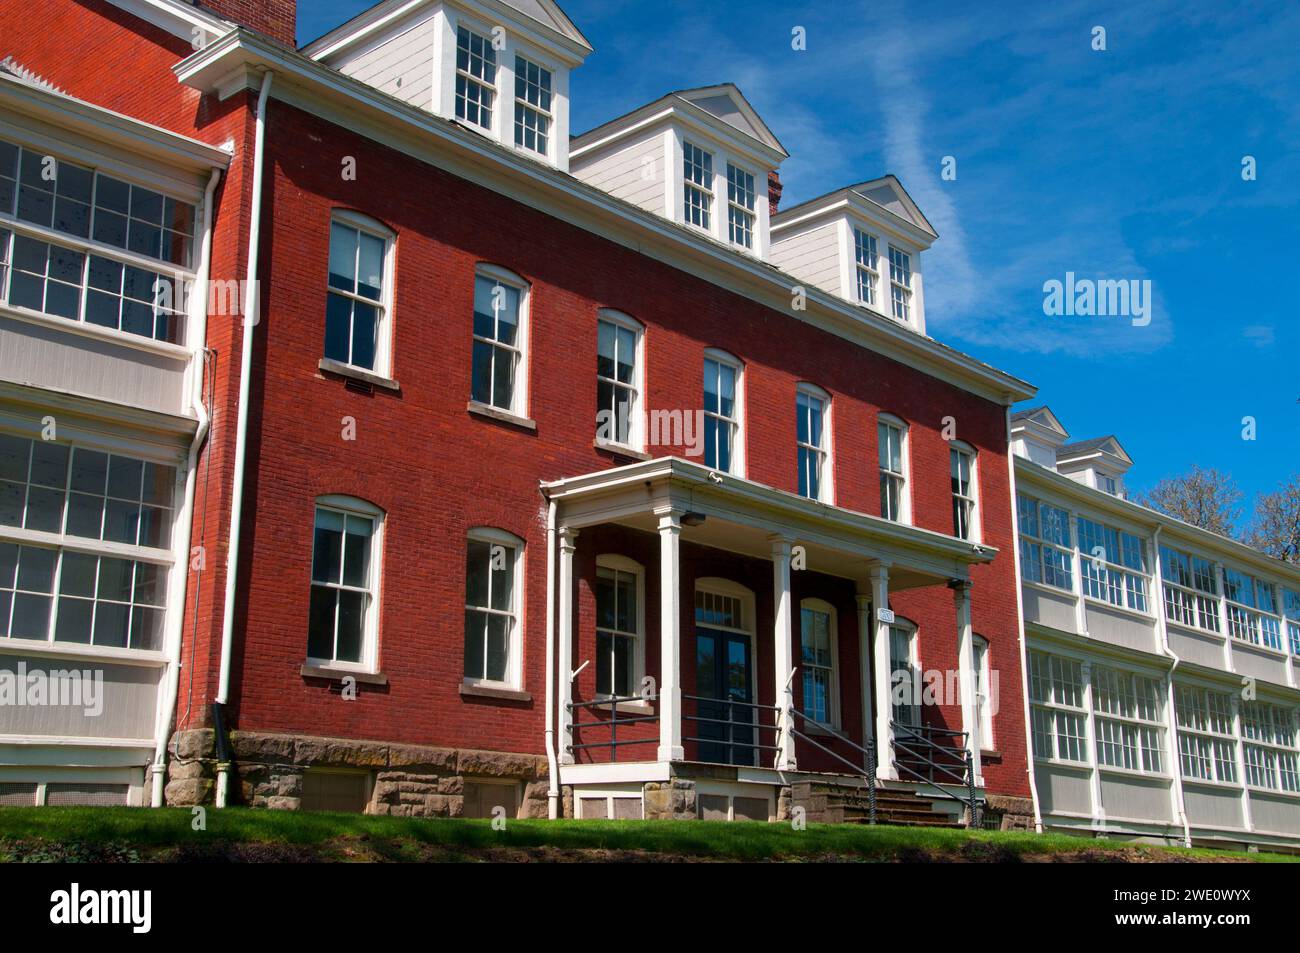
541,457,996,822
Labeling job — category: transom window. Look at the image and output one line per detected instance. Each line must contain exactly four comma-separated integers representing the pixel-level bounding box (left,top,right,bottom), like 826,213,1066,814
795,386,829,502
325,215,390,373
1160,546,1220,633
1174,685,1238,784
695,588,744,630
878,418,907,522
308,500,380,669
513,56,553,155
682,142,713,230
595,557,642,697
463,529,522,685
853,228,879,306
1077,517,1149,612
1092,665,1165,773
455,26,497,130
1018,495,1073,591
950,444,976,540
800,600,837,728
703,352,741,474
1223,568,1282,650
888,245,912,322
726,163,756,249
470,267,528,415
595,311,642,450
1241,701,1299,792
1028,650,1087,763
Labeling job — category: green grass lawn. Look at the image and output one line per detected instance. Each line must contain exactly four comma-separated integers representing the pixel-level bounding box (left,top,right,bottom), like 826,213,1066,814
1,806,1296,863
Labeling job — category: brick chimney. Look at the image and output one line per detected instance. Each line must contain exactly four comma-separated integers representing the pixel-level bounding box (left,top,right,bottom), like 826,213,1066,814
768,171,783,213
197,1,297,47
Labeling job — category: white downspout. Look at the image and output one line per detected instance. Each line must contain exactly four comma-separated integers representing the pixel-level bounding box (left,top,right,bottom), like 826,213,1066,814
215,70,273,808
1152,524,1194,848
151,166,222,808
543,495,560,818
1006,408,1044,833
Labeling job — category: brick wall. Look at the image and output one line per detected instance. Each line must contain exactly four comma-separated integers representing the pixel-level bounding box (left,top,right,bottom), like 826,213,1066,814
200,0,297,46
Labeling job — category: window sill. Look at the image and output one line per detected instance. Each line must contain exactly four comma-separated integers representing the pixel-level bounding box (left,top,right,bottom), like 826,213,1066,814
1,301,191,361
1229,638,1290,661
460,681,532,703
1022,579,1078,599
301,663,388,685
318,357,400,391
590,697,655,714
593,439,652,461
980,748,1002,763
467,401,536,431
1097,764,1172,782
1083,596,1156,624
1164,619,1225,642
0,637,166,668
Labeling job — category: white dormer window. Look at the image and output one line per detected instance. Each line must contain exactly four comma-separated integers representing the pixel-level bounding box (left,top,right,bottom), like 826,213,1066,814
1097,472,1119,496
683,142,713,231
726,163,756,249
853,229,879,306
888,245,912,321
513,55,553,155
455,26,497,131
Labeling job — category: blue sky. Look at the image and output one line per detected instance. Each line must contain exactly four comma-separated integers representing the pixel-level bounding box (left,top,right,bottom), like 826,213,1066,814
298,0,1300,522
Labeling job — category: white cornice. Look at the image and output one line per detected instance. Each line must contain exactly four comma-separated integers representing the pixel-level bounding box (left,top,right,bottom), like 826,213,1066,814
174,31,1034,406
108,0,232,45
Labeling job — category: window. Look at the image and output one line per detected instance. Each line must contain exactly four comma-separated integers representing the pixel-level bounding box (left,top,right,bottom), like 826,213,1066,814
513,56,553,155
889,622,920,728
595,310,642,450
972,635,993,750
682,142,713,230
703,351,742,474
1284,589,1300,656
325,215,391,373
0,432,177,655
853,229,879,306
1027,651,1088,763
1241,702,1299,792
888,245,912,322
1018,495,1073,591
1097,472,1119,496
796,386,830,502
800,600,838,728
470,267,528,415
308,499,381,670
463,529,522,686
595,556,643,697
950,443,977,540
878,417,908,522
1174,685,1238,784
1077,517,1149,612
455,25,497,130
1223,568,1282,650
1092,665,1165,773
1160,546,1220,633
726,163,756,249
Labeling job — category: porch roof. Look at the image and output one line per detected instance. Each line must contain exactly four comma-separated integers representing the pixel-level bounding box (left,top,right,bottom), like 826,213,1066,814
541,457,997,591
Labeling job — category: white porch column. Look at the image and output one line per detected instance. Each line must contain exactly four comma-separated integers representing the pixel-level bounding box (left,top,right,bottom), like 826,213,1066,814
656,508,684,762
870,563,894,779
770,536,797,771
557,527,579,765
951,580,983,785
856,588,874,771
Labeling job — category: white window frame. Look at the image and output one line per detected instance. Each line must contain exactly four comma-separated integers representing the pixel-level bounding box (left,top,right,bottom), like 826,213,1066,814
1018,495,1074,592
1076,514,1151,615
470,263,530,418
1240,701,1300,793
594,554,645,699
454,23,498,133
1027,650,1089,764
1091,664,1166,775
1284,588,1300,657
799,597,839,730
324,210,395,377
852,227,879,307
702,348,744,477
725,162,757,250
594,309,645,452
972,634,994,751
887,244,912,322
1160,545,1221,635
307,495,384,674
1174,683,1239,785
1223,567,1284,652
795,383,833,504
463,526,525,690
888,618,921,728
949,440,978,541
877,414,910,524
682,141,714,232
512,53,554,159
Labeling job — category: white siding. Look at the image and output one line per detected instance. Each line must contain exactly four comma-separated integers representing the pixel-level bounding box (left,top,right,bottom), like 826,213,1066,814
571,134,666,215
769,221,841,297
333,15,438,110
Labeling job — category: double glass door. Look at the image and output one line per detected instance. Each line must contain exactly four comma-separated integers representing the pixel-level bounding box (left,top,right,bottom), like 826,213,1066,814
695,627,755,766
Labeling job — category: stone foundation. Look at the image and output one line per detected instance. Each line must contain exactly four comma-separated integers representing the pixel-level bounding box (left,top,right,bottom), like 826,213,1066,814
982,794,1036,831
164,728,550,818
642,778,697,820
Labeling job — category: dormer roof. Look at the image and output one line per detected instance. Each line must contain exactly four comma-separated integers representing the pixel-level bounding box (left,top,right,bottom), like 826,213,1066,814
772,174,937,244
1011,405,1069,442
1058,435,1133,470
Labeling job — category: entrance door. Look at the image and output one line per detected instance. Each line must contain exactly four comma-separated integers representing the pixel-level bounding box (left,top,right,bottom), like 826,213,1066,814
695,628,755,766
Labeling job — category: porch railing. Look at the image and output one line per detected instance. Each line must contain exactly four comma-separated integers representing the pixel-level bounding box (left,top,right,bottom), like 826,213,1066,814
566,695,659,763
682,693,781,766
785,707,877,824
891,721,982,827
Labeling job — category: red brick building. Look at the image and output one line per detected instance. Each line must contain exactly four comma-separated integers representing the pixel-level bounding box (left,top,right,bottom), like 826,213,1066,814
0,0,1036,825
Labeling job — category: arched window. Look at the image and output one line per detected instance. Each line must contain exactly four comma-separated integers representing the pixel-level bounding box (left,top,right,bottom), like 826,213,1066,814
595,310,645,451
703,348,744,476
463,527,525,687
800,598,839,729
308,495,385,672
324,211,395,376
470,264,530,418
594,554,644,697
796,383,832,503
877,413,910,524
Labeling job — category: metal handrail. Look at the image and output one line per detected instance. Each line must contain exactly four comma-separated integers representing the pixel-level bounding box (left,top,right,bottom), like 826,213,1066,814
784,708,877,824
682,693,778,765
890,720,982,827
565,693,658,763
